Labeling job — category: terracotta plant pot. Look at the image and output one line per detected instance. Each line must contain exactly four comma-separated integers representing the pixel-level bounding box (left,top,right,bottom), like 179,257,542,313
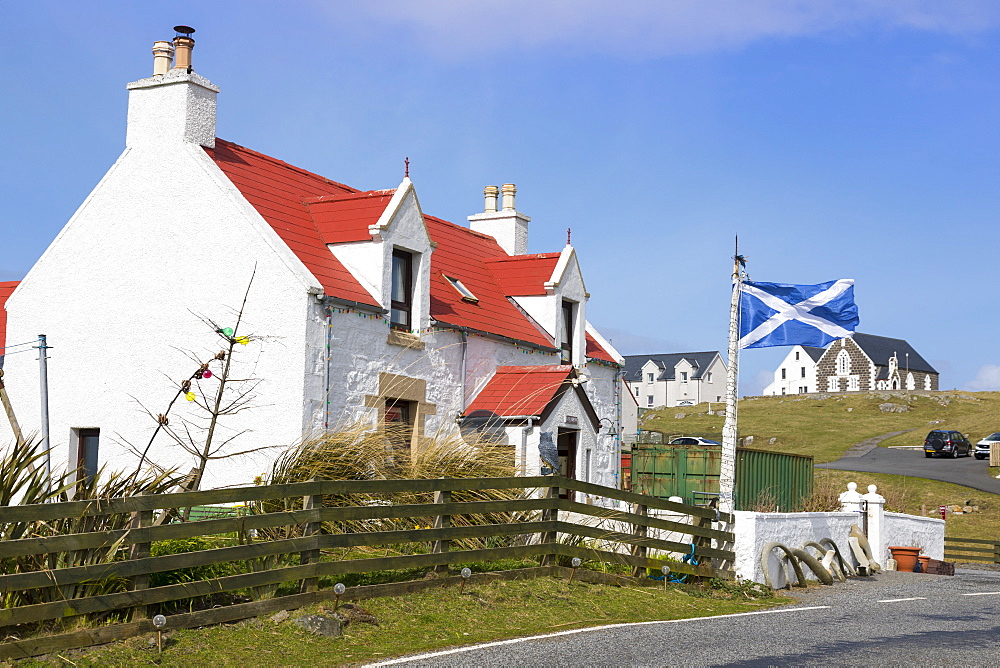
917,555,931,572
888,546,921,572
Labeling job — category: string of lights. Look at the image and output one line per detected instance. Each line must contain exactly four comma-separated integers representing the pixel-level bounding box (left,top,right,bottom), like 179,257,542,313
0,340,36,351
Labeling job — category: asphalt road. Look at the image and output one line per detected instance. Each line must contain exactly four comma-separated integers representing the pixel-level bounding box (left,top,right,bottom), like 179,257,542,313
816,446,1000,495
374,568,1000,666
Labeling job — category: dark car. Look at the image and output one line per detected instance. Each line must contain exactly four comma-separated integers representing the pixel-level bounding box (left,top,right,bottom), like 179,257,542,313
923,430,972,458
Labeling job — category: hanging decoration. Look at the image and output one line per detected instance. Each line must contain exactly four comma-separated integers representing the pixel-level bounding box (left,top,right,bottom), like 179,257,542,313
185,392,196,402
220,327,234,337
202,369,212,378
235,336,250,345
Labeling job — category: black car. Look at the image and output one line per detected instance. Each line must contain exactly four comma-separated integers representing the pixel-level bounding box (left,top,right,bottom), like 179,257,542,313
923,430,972,458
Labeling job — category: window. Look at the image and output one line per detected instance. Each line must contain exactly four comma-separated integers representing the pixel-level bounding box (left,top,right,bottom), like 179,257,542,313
705,372,712,382
801,367,807,378
390,249,413,329
75,428,100,486
561,300,575,364
827,377,838,392
680,371,688,383
781,387,786,395
781,368,786,380
647,395,654,407
836,349,851,376
384,399,414,451
647,373,654,383
848,376,860,391
795,351,800,361
444,275,477,302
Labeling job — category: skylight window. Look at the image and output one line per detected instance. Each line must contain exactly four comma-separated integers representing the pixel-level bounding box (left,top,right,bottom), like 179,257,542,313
444,275,478,302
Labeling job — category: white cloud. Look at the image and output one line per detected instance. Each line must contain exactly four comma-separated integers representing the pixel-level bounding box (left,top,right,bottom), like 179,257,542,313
334,0,1000,59
965,364,1000,391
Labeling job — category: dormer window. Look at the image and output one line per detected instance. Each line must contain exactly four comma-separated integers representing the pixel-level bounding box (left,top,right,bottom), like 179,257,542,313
390,249,413,330
444,275,478,303
561,300,575,364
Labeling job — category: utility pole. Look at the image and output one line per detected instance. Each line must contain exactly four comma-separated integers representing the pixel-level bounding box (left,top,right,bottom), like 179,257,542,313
37,334,52,492
0,368,24,446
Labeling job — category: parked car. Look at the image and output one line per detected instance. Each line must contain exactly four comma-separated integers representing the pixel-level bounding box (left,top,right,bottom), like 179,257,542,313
669,437,721,446
923,430,972,458
975,432,1000,460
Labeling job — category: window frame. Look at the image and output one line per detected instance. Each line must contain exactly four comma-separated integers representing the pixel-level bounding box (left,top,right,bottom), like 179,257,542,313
390,249,414,330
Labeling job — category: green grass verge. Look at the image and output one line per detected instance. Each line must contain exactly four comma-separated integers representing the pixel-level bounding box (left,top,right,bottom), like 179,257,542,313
641,390,1000,464
13,576,785,667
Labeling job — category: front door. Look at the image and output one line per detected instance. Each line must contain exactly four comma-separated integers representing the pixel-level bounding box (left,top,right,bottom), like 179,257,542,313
557,428,578,501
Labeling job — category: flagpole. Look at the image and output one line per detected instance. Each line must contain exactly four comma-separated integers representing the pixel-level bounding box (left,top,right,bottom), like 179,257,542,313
720,244,742,517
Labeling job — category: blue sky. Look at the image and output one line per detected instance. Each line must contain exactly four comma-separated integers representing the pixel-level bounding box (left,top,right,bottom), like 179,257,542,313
2,1,998,394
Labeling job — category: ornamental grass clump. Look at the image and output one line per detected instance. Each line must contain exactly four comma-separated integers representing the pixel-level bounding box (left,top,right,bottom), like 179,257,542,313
260,419,533,549
0,439,183,612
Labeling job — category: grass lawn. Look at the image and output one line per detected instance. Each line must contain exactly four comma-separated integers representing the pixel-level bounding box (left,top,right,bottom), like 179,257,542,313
641,390,1000,464
12,576,784,667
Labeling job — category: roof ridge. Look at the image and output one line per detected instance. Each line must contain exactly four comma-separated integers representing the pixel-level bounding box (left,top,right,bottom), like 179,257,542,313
213,138,360,194
304,189,396,204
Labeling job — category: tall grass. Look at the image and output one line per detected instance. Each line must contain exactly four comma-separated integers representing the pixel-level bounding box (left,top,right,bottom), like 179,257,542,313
259,420,532,548
0,439,183,613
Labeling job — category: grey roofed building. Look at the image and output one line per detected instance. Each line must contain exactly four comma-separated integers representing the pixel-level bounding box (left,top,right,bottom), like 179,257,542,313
817,332,939,392
623,351,728,408
799,346,826,364
850,333,937,376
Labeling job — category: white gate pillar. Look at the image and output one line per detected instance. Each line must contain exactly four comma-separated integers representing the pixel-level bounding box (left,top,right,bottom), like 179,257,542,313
862,484,887,564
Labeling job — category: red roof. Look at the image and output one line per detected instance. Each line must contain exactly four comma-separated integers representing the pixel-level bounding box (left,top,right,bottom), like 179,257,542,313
425,217,554,348
307,190,395,244
484,254,560,296
586,333,616,364
205,140,380,307
464,365,574,417
0,281,18,352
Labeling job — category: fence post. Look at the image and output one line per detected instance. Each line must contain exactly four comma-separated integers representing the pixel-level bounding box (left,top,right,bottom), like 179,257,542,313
632,503,647,577
128,494,153,620
299,487,322,594
540,484,560,567
432,489,451,574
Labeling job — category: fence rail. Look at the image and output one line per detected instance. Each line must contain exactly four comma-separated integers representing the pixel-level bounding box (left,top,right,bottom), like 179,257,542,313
0,475,734,659
944,536,1000,564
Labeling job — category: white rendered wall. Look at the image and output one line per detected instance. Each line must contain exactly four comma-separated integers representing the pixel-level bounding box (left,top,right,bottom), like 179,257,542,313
2,144,319,489
733,511,859,584
882,512,945,561
763,346,818,396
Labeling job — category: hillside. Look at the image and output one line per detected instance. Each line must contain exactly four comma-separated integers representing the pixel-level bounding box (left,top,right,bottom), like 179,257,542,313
639,391,1000,464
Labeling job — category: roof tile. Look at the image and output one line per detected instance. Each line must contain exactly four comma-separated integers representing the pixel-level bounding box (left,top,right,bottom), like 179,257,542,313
465,365,574,417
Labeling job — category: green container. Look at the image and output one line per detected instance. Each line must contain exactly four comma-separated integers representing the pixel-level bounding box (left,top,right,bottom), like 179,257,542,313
629,437,813,511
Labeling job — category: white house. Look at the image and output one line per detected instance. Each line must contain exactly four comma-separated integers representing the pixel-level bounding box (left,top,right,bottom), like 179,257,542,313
761,345,825,396
623,352,727,409
0,30,626,491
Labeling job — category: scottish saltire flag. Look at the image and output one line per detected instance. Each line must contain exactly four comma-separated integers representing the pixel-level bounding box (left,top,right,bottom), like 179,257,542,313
739,279,859,349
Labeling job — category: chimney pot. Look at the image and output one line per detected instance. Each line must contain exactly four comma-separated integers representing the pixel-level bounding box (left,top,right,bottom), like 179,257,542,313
172,26,196,71
483,185,499,213
501,183,517,211
151,41,175,76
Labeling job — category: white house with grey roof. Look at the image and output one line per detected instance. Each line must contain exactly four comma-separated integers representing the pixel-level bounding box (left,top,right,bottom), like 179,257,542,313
623,352,727,409
762,345,825,396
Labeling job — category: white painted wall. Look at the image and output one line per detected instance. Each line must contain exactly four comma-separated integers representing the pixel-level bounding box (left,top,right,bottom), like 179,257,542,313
882,512,945,562
763,346,819,396
2,142,318,489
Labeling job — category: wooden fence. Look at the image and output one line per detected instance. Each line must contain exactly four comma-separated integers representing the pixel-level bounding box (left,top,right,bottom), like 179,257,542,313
944,536,1000,564
0,475,734,659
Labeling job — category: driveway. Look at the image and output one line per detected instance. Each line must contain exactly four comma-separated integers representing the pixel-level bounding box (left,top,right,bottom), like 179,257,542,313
375,568,1000,666
816,440,1000,495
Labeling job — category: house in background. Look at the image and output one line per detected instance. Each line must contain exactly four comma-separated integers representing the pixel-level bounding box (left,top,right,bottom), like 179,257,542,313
623,352,727,409
0,282,15,369
762,345,825,396
0,30,626,490
817,333,938,393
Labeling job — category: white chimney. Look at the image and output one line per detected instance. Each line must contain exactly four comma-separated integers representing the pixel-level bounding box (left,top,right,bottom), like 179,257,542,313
469,183,530,256
126,26,218,149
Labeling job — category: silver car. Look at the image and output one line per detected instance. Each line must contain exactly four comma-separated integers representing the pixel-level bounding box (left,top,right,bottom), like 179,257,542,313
975,432,1000,460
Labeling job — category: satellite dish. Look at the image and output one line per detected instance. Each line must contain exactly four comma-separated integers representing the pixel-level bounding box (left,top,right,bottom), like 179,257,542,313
460,410,507,445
